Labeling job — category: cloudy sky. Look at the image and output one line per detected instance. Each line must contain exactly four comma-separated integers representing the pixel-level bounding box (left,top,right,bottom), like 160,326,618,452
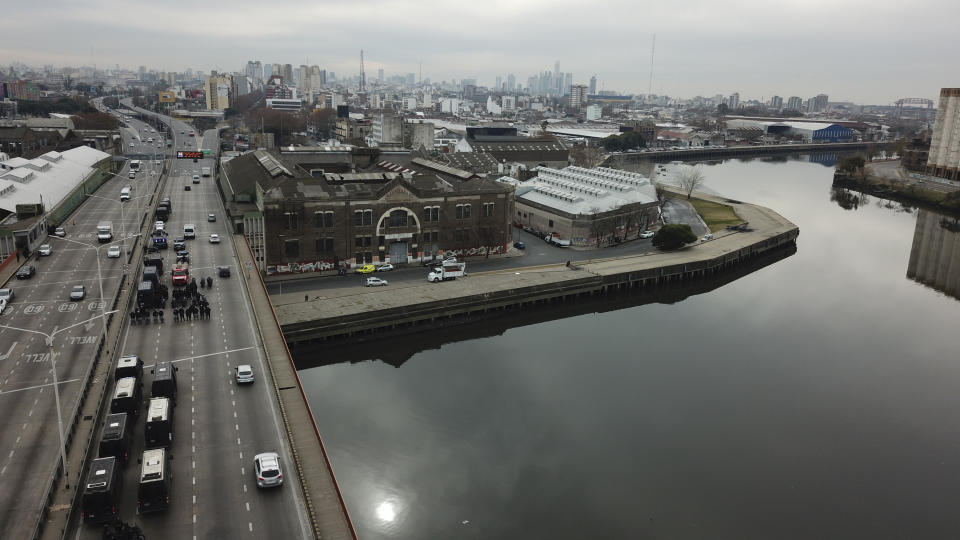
4,0,958,104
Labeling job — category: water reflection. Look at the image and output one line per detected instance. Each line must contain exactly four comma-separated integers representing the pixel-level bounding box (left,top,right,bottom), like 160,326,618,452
830,186,871,210
292,244,797,370
907,209,960,301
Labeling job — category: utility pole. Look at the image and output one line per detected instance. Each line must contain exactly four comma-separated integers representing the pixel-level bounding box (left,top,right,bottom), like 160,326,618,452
648,34,656,95
359,50,366,93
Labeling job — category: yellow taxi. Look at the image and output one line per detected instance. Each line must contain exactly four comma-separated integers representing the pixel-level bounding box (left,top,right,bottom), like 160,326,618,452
355,264,377,274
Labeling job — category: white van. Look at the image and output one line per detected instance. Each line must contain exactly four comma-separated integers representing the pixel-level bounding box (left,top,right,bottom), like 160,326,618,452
120,187,131,201
183,224,196,239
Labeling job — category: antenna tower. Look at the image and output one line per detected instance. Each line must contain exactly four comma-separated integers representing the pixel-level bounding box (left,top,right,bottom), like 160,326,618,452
648,34,656,95
360,50,366,92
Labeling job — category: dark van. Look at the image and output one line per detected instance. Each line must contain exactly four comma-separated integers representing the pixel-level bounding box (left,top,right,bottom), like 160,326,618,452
151,361,178,402
110,377,142,417
82,457,121,523
115,355,143,381
98,413,132,466
137,449,171,513
144,397,174,449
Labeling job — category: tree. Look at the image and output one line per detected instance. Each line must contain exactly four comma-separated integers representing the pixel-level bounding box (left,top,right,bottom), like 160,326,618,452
837,155,866,174
716,103,729,115
570,145,604,168
654,182,667,204
677,165,706,199
652,224,697,250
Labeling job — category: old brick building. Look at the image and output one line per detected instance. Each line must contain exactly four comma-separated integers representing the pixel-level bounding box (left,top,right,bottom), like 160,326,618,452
220,148,515,275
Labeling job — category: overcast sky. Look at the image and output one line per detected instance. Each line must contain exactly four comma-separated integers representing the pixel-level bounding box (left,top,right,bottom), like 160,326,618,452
4,0,958,104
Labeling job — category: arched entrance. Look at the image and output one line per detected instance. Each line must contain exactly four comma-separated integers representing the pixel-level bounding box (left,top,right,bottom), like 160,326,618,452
375,207,422,264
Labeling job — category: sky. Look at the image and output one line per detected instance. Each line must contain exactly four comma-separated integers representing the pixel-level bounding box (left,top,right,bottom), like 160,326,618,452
3,0,959,104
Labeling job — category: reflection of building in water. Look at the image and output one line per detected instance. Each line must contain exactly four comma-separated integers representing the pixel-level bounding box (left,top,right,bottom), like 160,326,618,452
907,209,960,300
808,153,839,167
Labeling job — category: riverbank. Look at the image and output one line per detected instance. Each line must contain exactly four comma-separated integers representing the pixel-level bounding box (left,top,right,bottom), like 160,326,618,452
833,170,960,214
276,192,799,346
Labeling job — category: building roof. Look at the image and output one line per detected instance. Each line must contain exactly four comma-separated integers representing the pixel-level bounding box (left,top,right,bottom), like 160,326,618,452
0,146,110,215
443,152,501,174
516,166,657,215
468,139,569,165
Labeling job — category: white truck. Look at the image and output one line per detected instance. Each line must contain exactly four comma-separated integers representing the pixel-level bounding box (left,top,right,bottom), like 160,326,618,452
427,261,466,282
97,221,114,243
201,166,211,177
544,233,571,247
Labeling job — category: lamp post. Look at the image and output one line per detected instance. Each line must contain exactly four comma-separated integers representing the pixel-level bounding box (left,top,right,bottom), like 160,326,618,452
84,192,151,262
0,311,118,489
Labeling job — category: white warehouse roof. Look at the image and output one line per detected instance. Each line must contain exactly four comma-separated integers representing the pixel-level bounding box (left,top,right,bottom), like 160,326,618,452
0,146,110,214
518,166,657,215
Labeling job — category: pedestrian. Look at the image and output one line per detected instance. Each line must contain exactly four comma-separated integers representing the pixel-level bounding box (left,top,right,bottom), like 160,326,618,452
305,294,308,302
16,251,20,262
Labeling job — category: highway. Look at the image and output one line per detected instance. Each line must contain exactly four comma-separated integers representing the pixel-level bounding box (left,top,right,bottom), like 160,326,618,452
0,115,158,539
65,104,312,539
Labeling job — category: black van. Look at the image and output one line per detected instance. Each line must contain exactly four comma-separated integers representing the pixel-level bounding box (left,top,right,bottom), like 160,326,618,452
98,413,131,466
151,361,178,402
144,397,174,448
110,377,142,417
115,355,143,381
137,448,171,513
82,457,121,523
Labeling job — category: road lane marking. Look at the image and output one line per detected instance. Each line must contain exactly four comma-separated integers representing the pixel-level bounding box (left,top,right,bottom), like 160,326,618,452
0,377,83,396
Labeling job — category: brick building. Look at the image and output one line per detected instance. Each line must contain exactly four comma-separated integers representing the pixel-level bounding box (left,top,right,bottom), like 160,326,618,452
219,148,515,275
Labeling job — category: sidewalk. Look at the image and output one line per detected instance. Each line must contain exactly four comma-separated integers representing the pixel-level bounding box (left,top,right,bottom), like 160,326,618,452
233,235,356,540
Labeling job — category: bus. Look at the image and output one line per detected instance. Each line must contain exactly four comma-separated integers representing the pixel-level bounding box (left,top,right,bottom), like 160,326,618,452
82,457,121,523
137,449,171,513
98,413,132,466
144,397,173,448
129,159,141,172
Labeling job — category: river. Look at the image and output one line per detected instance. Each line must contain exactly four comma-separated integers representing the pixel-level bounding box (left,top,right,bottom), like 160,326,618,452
297,153,960,539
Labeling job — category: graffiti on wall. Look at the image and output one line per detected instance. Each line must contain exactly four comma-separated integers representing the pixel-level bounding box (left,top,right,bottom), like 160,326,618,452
443,245,505,258
266,260,337,275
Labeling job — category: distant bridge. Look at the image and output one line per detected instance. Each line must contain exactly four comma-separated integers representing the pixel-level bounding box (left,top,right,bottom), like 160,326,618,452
895,98,934,117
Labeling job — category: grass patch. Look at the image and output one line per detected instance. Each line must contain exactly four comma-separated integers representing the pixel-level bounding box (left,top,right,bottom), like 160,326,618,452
688,198,742,232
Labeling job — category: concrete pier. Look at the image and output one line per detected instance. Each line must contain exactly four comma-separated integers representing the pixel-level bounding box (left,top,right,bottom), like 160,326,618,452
276,194,799,346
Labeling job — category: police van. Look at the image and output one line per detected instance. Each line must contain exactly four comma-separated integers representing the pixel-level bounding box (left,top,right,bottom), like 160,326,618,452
137,448,171,513
98,413,132,466
81,457,122,523
151,361,178,402
115,355,143,381
110,377,142,417
144,397,174,449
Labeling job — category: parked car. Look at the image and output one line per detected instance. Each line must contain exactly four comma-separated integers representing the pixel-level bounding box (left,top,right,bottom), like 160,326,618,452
235,365,254,384
54,227,66,237
38,244,52,256
376,263,394,272
253,452,283,488
0,288,13,303
513,241,526,250
366,276,388,287
107,246,121,258
701,233,714,242
16,265,35,279
209,234,220,244
639,230,655,239
70,285,85,301
355,264,376,274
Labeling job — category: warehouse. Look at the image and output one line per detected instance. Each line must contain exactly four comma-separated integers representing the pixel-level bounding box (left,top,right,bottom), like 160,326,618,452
725,119,855,142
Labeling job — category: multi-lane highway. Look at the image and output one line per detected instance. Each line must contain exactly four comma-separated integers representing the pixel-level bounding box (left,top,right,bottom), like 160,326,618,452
0,114,159,539
64,105,312,539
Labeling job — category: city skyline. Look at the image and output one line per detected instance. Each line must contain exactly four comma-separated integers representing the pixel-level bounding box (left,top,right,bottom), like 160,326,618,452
3,0,958,104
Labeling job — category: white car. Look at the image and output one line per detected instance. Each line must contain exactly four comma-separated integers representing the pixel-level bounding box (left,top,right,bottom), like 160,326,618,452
253,452,283,488
54,227,65,237
155,221,165,230
107,245,121,258
38,244,52,256
639,230,655,239
376,263,394,272
366,276,388,287
236,365,254,384
209,234,220,244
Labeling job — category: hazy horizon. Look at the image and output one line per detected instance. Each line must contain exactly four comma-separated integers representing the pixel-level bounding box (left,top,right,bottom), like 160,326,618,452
3,0,958,104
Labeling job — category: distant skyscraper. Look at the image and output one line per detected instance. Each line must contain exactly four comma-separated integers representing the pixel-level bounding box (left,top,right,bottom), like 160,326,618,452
770,95,783,110
589,75,597,95
564,73,573,94
495,76,502,91
786,96,803,111
925,88,960,180
378,68,384,82
282,64,293,83
507,73,516,91
728,92,739,110
245,61,262,83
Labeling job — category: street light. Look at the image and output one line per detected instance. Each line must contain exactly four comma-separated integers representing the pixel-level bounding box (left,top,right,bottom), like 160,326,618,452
0,311,118,489
84,192,152,262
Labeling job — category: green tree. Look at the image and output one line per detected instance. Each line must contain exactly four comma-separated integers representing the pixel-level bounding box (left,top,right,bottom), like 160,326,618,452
717,103,729,115
837,155,866,173
652,224,697,250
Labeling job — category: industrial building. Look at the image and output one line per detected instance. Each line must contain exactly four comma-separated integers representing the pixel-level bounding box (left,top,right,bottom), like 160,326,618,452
512,166,659,247
925,88,960,180
724,119,855,142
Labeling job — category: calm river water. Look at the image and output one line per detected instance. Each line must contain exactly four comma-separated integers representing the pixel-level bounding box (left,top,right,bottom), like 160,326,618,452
297,154,960,540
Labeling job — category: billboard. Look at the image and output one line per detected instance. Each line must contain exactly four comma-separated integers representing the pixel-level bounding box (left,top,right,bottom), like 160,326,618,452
177,151,204,159
158,91,175,103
